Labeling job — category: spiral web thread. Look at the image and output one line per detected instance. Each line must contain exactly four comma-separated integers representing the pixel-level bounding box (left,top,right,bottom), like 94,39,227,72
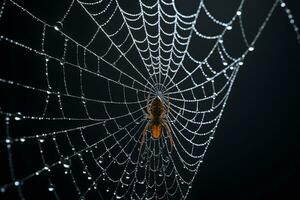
0,0,299,199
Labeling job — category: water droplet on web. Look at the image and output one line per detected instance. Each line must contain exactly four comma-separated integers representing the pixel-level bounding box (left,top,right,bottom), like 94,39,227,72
54,21,63,31
226,25,232,30
238,60,244,66
82,170,87,174
48,183,55,192
14,180,21,186
99,156,103,164
59,58,65,65
39,137,45,143
0,187,5,193
44,165,50,172
218,38,223,43
5,137,12,144
125,175,130,180
61,158,71,169
237,10,242,16
222,61,228,66
248,46,255,51
14,112,22,121
280,2,286,7
20,137,26,143
87,176,92,180
116,195,122,199
106,187,110,192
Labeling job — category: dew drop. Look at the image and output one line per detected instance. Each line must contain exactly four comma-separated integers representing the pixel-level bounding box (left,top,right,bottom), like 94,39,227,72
48,183,55,192
0,187,5,193
14,180,20,186
218,38,223,43
5,137,12,144
125,175,130,180
59,59,65,66
236,10,242,16
116,195,122,199
14,112,22,121
61,158,71,169
98,156,103,164
20,137,26,143
44,165,50,172
106,187,110,192
238,60,244,66
281,2,286,7
39,137,45,143
226,25,232,30
248,46,255,51
222,61,228,66
54,21,63,31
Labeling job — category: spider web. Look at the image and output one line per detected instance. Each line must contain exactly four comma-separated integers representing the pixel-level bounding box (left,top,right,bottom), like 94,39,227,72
0,0,299,199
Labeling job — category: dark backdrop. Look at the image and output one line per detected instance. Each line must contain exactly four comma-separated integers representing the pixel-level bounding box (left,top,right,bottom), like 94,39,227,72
0,0,299,199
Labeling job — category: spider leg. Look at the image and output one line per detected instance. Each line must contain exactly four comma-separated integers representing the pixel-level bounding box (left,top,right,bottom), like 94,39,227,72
140,121,150,151
162,120,174,151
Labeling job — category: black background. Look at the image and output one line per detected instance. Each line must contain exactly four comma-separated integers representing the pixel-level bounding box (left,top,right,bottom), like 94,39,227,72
0,0,300,199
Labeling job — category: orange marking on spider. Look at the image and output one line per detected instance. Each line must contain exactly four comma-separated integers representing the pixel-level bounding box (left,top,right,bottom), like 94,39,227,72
140,95,174,150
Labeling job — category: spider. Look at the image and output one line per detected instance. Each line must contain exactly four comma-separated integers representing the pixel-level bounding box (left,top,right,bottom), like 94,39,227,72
140,95,174,150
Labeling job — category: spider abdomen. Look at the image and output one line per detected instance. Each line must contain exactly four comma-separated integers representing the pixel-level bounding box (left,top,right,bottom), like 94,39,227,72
151,125,161,139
